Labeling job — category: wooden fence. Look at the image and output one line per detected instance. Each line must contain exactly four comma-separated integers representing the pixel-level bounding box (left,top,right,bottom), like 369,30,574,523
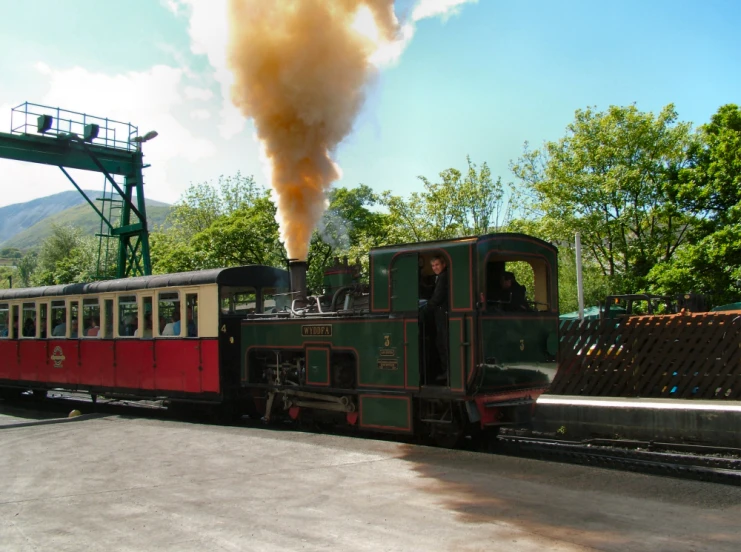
550,312,741,400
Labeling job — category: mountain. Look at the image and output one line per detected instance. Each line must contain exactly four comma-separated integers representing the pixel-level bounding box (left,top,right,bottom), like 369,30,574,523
2,200,171,250
0,190,94,244
0,191,172,250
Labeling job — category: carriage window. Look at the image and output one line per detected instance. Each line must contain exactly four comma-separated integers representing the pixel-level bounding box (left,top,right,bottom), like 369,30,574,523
484,258,548,312
11,305,19,339
83,299,100,337
51,301,67,337
22,303,36,337
69,301,80,339
136,297,153,338
103,299,114,338
263,288,288,313
118,296,138,337
185,293,198,337
159,292,180,337
39,304,48,338
0,304,8,338
220,286,257,314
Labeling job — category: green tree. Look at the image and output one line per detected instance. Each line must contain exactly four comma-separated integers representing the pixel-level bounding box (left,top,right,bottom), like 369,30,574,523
28,225,99,286
16,252,37,288
307,185,391,290
150,173,268,274
511,104,697,294
382,156,515,243
648,104,741,304
0,266,16,289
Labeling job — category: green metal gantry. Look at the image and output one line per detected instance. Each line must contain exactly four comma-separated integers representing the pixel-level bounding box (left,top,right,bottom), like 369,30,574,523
0,103,152,279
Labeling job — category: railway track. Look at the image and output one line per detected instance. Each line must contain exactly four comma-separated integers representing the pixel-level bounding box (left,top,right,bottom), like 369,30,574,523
3,393,740,486
497,433,741,486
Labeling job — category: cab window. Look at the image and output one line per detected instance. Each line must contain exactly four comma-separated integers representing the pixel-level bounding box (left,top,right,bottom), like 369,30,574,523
484,258,550,312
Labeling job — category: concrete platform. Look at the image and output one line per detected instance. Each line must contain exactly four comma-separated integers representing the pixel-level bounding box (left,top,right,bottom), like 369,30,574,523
1,407,740,551
535,395,741,447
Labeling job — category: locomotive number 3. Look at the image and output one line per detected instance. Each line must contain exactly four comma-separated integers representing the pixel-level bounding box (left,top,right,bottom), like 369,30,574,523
383,335,390,347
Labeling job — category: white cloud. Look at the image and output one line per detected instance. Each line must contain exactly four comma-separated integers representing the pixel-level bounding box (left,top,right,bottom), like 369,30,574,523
0,63,218,206
411,0,478,22
184,85,214,100
190,108,211,119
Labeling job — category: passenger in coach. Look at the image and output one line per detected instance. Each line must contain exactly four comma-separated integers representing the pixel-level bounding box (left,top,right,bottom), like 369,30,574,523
52,318,66,337
86,318,100,336
23,318,35,337
162,309,180,336
70,318,79,339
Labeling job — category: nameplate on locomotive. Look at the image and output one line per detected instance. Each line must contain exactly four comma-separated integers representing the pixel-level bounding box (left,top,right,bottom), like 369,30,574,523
378,360,398,371
301,324,332,337
379,348,396,357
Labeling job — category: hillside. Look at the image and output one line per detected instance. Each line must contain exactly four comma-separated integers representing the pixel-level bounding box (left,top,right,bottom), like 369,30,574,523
2,200,171,250
0,190,95,244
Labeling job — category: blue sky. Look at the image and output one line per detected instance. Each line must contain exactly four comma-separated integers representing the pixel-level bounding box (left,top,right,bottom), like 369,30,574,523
0,0,738,208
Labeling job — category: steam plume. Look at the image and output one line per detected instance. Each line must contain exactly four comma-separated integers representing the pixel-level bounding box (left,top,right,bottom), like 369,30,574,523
227,0,399,260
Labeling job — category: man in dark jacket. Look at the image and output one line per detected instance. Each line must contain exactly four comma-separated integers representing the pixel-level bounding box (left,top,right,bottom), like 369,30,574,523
426,255,449,382
500,271,528,311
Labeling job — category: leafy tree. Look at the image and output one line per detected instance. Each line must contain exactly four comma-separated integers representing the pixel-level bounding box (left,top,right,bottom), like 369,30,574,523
192,196,285,268
150,173,268,274
511,104,697,294
0,266,16,289
382,156,515,243
16,252,37,288
307,185,391,290
648,104,741,304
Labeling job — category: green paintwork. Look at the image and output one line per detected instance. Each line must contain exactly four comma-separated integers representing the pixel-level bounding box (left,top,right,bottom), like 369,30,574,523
371,250,394,311
0,132,138,175
242,318,412,389
391,254,418,312
360,396,411,432
306,347,330,385
448,316,471,390
0,131,151,279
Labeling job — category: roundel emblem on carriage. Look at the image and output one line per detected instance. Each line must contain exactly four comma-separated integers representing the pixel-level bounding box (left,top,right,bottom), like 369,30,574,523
50,346,66,369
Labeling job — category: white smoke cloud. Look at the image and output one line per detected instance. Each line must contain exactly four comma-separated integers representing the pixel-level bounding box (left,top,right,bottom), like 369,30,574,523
168,0,478,134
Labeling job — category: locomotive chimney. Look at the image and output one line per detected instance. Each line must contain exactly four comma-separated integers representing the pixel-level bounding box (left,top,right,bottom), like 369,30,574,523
289,260,308,306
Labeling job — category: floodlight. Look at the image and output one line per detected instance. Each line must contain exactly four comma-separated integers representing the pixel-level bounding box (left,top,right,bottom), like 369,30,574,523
83,124,100,142
37,114,53,133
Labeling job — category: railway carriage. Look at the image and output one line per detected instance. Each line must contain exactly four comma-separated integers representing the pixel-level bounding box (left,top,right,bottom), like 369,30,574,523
0,266,288,403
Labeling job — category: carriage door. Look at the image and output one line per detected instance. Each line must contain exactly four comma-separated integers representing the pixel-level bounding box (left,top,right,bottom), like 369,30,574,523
390,253,420,388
